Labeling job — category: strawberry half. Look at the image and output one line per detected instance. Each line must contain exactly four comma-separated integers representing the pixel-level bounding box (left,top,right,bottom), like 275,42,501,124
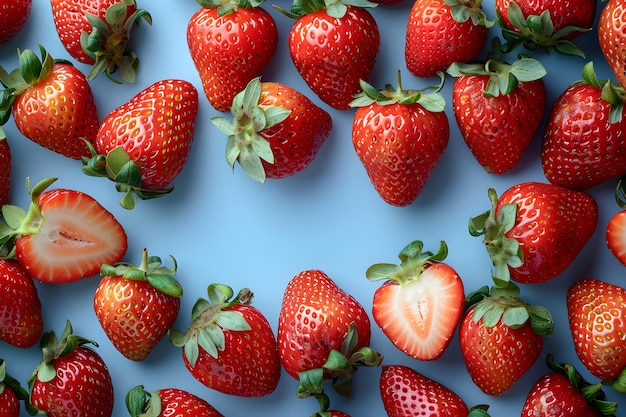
0,177,128,283
606,176,626,266
366,240,464,361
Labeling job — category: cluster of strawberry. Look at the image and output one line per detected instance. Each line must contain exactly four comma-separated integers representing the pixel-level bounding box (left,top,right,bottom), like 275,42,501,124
1,0,626,416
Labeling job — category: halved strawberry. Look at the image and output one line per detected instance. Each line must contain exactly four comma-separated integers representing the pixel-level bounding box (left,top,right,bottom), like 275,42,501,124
366,240,465,361
607,176,626,266
0,177,128,283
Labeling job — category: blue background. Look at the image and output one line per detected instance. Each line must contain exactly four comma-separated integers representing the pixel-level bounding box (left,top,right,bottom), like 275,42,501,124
1,0,624,415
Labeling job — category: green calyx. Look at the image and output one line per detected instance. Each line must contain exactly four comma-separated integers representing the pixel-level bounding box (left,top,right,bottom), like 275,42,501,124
545,355,618,415
467,405,492,417
578,61,626,124
168,284,253,367
125,385,163,417
447,38,546,97
366,240,448,287
443,0,493,28
614,175,626,209
0,359,29,402
82,141,173,210
349,70,446,112
274,0,376,20
196,0,265,15
211,77,291,183
100,248,182,298
0,45,57,126
0,177,58,259
297,323,383,403
497,0,589,57
465,281,553,336
81,0,152,84
469,187,524,283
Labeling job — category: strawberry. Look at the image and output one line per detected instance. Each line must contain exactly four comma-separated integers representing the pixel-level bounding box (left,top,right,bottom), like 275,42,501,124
82,79,198,209
459,282,553,396
521,355,618,417
212,77,332,182
281,0,380,110
187,0,278,112
94,248,182,361
599,0,626,89
0,128,11,207
50,0,151,83
278,269,381,400
366,240,464,361
28,321,114,417
125,385,225,417
0,259,43,348
447,44,547,174
469,181,597,284
169,284,281,397
607,176,626,266
405,0,491,78
0,359,29,417
349,72,449,206
0,0,32,44
567,277,626,391
0,177,128,284
379,364,491,417
0,46,99,160
495,0,594,56
542,62,626,190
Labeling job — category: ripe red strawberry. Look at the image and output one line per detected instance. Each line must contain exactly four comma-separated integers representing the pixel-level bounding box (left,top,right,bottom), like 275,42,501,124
606,176,626,266
278,270,381,399
0,177,128,284
405,0,490,78
469,181,597,284
83,79,198,209
567,278,626,390
459,282,553,396
0,46,99,160
0,359,29,417
0,259,43,348
380,365,491,417
0,128,11,207
542,62,626,190
366,240,464,361
599,0,626,89
0,0,32,44
187,1,278,112
28,321,114,417
284,2,380,110
495,0,594,56
50,0,151,82
447,51,547,174
125,385,225,417
212,77,332,182
350,73,449,206
169,284,281,397
521,355,618,417
94,249,182,361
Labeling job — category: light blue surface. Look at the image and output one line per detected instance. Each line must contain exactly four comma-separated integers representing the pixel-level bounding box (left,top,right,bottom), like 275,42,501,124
0,0,622,415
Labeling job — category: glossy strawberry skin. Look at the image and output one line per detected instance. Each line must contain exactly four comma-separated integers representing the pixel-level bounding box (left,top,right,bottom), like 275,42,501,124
521,373,601,417
154,388,224,416
277,269,372,379
187,6,278,112
599,0,626,88
494,182,598,284
380,365,469,417
95,79,198,189
352,101,449,206
405,0,488,78
289,7,380,110
567,278,626,381
606,210,626,266
452,75,546,174
0,260,43,348
0,0,32,44
12,62,99,160
258,82,332,178
183,304,281,397
0,383,19,417
30,346,114,417
94,277,181,361
459,307,543,396
542,83,626,190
